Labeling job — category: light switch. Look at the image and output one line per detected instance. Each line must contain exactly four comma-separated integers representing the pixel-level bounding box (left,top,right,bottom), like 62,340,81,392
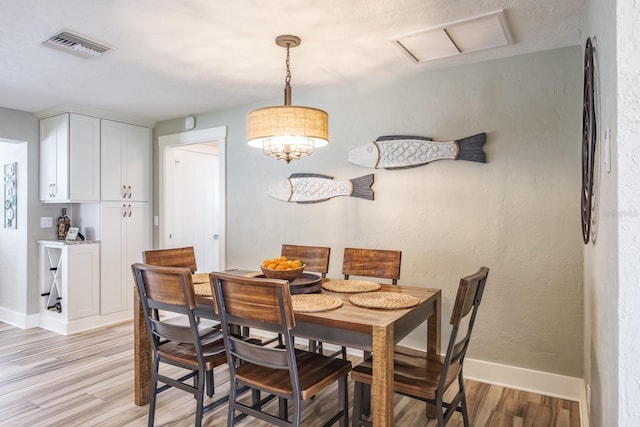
604,128,611,173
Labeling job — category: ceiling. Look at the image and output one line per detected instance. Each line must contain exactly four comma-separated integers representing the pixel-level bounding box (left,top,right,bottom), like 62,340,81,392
0,0,583,124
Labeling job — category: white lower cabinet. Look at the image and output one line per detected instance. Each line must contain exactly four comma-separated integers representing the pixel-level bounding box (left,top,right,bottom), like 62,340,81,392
38,241,100,334
100,202,151,314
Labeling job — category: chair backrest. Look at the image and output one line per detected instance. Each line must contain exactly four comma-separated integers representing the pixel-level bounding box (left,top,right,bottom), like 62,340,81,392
131,263,202,351
142,247,198,273
281,244,331,278
342,247,402,284
443,267,489,369
211,272,298,373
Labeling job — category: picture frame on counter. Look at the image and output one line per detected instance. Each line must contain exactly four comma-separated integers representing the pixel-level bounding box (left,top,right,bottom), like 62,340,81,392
65,227,80,241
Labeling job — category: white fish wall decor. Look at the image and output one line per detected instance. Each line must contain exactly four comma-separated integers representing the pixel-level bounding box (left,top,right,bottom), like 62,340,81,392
348,133,486,170
268,173,374,204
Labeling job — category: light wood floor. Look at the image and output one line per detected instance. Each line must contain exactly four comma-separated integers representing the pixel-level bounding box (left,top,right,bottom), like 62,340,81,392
0,321,580,426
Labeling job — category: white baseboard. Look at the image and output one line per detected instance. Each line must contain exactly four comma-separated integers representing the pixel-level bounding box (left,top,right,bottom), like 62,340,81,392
292,337,590,427
455,358,588,427
0,307,40,329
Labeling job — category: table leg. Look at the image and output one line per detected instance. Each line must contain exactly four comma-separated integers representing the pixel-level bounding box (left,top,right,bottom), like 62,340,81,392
427,291,441,356
134,289,151,406
425,291,442,418
372,324,394,426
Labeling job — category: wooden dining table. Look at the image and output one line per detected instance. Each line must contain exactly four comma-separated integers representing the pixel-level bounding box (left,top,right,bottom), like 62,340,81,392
133,271,441,426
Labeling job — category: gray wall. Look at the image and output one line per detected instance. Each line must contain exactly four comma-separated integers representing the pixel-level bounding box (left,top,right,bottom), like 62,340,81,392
0,107,67,319
156,46,584,377
583,0,618,426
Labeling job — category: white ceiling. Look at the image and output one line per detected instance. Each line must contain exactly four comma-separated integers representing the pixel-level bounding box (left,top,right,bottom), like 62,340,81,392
0,0,583,124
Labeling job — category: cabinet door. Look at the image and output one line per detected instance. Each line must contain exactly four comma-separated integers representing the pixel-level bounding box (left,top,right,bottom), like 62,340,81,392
125,125,151,201
101,120,151,202
39,114,69,201
100,202,151,314
100,120,126,201
66,244,100,319
124,202,151,309
69,114,100,201
100,202,127,314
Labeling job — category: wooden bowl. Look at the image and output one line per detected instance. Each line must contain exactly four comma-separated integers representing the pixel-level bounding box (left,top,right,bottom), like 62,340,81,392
260,265,305,281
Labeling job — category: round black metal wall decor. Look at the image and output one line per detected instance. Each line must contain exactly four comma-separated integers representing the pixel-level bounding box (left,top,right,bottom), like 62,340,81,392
581,37,596,244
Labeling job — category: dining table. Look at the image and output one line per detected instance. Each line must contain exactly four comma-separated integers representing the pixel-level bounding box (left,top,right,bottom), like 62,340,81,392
133,270,442,426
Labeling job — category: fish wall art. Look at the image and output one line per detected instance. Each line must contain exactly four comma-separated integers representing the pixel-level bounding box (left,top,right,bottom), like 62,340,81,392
268,173,374,204
348,133,486,170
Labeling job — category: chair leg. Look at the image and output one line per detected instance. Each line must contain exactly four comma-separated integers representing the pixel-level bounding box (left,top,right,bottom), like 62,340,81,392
362,384,371,416
279,397,289,421
458,375,470,427
206,369,214,397
195,369,205,427
352,381,362,427
436,391,445,427
228,380,238,427
339,375,349,427
148,357,160,427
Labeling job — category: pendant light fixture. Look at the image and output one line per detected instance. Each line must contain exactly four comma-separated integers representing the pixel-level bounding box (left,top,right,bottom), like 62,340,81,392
247,35,329,163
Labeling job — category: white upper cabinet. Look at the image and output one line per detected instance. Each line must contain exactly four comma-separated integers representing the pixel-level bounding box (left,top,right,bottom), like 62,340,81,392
101,120,151,202
39,113,101,202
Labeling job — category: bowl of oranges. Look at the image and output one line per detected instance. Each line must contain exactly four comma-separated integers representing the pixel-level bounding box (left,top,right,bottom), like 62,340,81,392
261,256,305,281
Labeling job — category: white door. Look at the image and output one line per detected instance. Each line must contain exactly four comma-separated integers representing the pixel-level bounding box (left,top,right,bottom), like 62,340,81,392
168,145,219,272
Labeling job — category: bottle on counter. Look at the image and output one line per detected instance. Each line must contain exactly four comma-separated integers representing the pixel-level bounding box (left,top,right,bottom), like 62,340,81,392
57,208,71,240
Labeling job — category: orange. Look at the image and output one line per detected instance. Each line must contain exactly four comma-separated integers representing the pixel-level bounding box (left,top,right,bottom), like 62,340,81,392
267,263,277,269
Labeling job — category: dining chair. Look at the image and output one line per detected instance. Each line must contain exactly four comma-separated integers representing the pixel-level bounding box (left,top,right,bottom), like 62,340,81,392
351,266,490,427
131,263,229,427
211,272,352,427
342,247,402,285
142,246,220,396
333,247,403,361
280,244,331,353
281,244,331,278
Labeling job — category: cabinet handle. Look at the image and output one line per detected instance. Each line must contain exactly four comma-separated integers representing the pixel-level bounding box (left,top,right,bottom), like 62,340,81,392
128,204,132,217
128,185,132,199
122,185,127,199
122,204,127,218
48,184,53,197
52,183,56,197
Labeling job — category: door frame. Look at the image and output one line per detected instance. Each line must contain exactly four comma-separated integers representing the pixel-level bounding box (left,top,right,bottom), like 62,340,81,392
158,126,227,270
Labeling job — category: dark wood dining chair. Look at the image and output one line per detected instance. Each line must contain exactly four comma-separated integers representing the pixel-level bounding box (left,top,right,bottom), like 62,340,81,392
142,246,221,396
211,272,352,427
131,263,229,427
342,247,402,284
335,247,403,361
281,244,331,278
351,266,490,427
280,244,331,353
142,246,198,273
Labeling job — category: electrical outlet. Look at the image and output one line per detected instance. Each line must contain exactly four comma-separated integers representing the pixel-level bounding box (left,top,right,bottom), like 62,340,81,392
40,217,53,228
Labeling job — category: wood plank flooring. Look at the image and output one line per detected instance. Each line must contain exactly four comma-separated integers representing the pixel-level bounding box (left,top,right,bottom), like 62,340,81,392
0,321,580,426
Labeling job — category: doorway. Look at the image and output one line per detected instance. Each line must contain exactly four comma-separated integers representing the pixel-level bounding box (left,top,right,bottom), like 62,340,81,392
158,126,227,272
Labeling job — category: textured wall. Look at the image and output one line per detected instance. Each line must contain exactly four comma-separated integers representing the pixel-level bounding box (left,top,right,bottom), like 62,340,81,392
582,0,620,425
156,46,584,377
617,0,640,424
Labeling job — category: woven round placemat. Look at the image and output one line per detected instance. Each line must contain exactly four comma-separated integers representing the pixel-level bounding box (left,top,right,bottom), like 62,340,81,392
192,273,209,284
292,294,343,313
322,280,381,293
349,292,420,309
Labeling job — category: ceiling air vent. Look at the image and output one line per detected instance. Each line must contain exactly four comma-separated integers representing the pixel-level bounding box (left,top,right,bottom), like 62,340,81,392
391,9,512,63
42,30,111,58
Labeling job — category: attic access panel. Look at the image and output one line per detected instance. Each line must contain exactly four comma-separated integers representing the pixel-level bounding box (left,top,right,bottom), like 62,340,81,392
392,10,513,63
